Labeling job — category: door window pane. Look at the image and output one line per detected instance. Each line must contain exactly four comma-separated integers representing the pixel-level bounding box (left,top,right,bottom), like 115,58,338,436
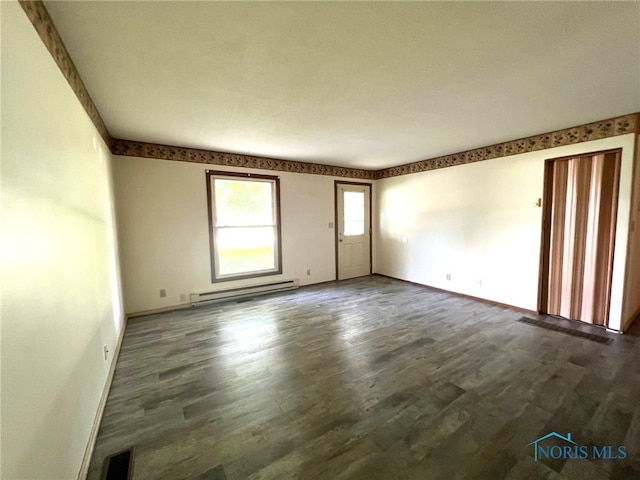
343,191,365,236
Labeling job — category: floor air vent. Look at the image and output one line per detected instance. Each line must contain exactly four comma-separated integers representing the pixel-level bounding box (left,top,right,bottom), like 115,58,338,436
101,447,134,480
517,317,613,344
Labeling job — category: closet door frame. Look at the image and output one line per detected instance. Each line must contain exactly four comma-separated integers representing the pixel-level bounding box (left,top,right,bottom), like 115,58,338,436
537,148,622,326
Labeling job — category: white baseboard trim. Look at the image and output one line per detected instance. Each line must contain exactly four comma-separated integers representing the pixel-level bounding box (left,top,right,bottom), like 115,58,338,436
77,316,128,480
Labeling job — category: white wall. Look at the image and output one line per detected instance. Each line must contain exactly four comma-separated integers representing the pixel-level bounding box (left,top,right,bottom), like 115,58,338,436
113,156,354,314
1,3,124,479
375,134,636,331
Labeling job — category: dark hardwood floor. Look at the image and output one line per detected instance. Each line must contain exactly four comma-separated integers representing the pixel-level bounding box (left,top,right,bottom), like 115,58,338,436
87,276,640,480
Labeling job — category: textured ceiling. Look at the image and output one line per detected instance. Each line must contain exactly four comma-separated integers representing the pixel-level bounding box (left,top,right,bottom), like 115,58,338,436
45,1,640,169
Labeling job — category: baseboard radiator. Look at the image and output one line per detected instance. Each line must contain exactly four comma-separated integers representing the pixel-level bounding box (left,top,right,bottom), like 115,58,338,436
190,278,299,306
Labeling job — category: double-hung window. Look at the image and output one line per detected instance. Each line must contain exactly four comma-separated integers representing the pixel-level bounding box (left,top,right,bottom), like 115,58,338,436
206,171,282,282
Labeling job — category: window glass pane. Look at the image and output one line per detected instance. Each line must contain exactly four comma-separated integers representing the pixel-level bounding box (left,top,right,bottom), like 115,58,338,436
215,179,273,226
216,226,276,275
343,191,365,236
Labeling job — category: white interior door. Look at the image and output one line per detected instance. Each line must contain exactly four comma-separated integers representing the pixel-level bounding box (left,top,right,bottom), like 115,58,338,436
337,183,371,280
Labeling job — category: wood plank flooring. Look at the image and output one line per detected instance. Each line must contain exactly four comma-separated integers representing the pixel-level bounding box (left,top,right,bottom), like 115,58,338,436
87,276,640,480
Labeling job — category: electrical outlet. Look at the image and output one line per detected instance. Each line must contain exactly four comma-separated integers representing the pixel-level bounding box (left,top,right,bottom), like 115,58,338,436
328,222,334,229
446,273,451,281
306,269,311,276
477,279,482,287
159,289,167,298
103,345,109,361
179,293,187,302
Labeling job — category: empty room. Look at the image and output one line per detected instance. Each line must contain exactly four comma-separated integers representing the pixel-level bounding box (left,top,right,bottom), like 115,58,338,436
3,1,640,479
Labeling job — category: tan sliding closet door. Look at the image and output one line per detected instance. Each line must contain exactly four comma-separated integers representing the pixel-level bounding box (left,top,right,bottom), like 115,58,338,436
545,150,620,326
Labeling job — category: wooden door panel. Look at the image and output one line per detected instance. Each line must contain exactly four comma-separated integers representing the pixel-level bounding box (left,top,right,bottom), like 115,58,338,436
544,150,620,326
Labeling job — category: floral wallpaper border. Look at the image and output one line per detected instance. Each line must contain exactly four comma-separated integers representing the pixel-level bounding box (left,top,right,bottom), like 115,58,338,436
110,139,376,179
20,1,639,181
374,113,639,179
19,1,111,144
113,113,638,180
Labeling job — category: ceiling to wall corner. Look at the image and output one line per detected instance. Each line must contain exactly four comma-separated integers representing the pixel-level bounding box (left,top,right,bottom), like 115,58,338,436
45,1,640,170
